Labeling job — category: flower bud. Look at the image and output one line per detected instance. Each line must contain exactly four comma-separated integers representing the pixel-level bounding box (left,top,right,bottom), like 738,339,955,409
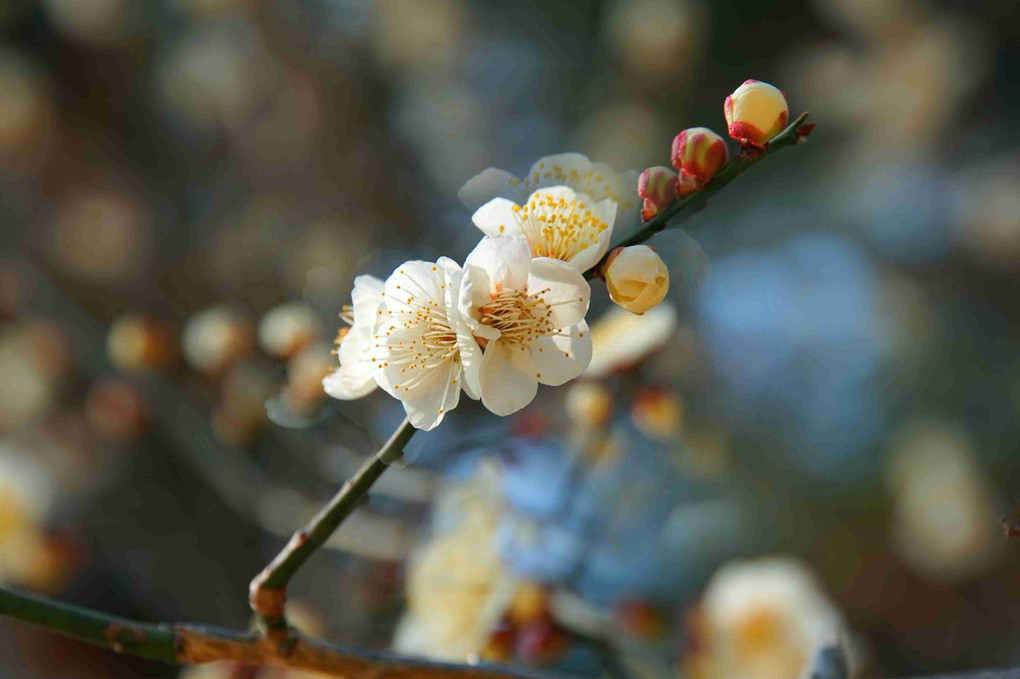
565,381,613,429
631,386,683,441
603,245,669,315
671,127,728,182
637,166,679,221
724,79,789,148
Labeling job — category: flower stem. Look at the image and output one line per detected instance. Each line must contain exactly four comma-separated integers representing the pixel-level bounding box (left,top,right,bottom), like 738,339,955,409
0,586,563,678
249,418,416,634
586,111,814,280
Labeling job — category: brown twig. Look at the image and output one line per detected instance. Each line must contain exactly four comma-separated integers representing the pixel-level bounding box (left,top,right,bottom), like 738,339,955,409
0,586,566,678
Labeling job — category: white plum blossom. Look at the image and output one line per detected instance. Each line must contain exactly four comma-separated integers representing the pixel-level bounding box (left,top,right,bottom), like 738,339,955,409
372,258,481,431
323,274,385,400
470,186,617,274
459,236,592,416
458,152,640,270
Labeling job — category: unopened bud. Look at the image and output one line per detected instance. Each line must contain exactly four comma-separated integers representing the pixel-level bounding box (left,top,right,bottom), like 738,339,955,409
724,79,789,148
181,306,255,376
671,127,728,182
565,381,613,429
677,172,701,197
258,303,322,359
107,314,176,373
638,166,679,221
631,386,683,441
603,245,669,315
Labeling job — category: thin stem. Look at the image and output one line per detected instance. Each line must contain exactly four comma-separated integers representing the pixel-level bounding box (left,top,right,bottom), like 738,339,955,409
249,418,417,633
585,111,814,280
0,586,565,678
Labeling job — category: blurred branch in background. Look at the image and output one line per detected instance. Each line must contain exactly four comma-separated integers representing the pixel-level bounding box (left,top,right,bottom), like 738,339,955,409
0,586,569,679
8,252,420,562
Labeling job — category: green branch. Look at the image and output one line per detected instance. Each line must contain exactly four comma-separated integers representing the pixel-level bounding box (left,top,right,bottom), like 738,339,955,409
249,417,416,632
0,586,176,662
586,111,813,279
0,586,567,678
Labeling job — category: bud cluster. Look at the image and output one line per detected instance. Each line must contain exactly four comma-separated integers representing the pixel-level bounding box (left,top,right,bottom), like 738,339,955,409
637,79,791,224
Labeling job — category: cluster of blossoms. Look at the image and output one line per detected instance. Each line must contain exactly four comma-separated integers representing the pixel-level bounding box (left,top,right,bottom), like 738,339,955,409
324,80,792,431
323,154,637,430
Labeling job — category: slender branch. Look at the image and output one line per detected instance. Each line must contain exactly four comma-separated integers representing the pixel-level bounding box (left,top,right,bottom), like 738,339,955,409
0,586,566,678
586,111,814,280
249,418,417,633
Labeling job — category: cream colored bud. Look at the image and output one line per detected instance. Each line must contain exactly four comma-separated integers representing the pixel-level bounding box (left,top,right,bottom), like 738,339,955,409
257,302,321,359
603,245,669,315
565,380,613,429
724,79,789,148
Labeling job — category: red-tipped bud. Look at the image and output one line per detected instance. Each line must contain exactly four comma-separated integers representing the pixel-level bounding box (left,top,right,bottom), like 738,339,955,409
677,172,701,197
671,127,728,182
724,79,789,148
638,166,679,221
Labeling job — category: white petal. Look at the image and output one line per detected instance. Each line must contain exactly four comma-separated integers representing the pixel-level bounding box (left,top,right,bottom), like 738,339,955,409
464,236,531,291
384,261,444,315
567,197,617,272
479,339,538,416
471,198,524,239
323,330,378,399
458,168,524,212
374,325,462,431
350,274,385,330
531,321,592,386
458,264,501,341
382,359,462,431
442,257,482,400
527,257,590,329
525,153,592,193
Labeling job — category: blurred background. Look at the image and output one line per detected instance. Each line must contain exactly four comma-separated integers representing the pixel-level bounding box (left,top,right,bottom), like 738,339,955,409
1,0,1019,677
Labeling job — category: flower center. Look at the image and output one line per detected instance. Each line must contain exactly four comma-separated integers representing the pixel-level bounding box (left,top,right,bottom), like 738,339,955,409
513,190,610,262
477,288,554,346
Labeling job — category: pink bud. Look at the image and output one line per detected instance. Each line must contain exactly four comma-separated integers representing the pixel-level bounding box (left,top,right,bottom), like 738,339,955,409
671,127,728,182
638,166,679,221
724,79,789,148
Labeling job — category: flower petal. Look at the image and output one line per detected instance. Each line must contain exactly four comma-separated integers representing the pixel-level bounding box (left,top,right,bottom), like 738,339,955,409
458,168,524,212
464,236,531,292
479,339,538,416
442,257,482,400
531,321,592,386
471,198,525,239
527,257,590,329
459,264,501,341
350,274,385,330
565,196,617,273
525,153,592,193
384,260,444,315
323,330,378,399
375,324,462,431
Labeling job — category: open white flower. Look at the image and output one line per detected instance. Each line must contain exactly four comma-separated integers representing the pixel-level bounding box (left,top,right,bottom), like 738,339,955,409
470,185,617,274
459,237,592,416
373,258,480,431
322,274,385,400
458,152,640,258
